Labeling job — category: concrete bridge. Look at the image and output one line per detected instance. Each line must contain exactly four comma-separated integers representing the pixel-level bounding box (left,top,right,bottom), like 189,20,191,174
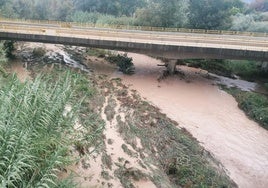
0,19,268,63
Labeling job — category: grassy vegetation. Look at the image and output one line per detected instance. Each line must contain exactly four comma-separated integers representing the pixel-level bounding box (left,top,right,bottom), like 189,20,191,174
0,43,8,77
32,47,46,58
106,54,135,75
186,59,268,82
186,59,268,130
0,72,76,187
224,87,268,130
0,64,105,187
86,48,111,58
186,59,234,77
0,44,239,187
86,48,135,75
264,83,268,90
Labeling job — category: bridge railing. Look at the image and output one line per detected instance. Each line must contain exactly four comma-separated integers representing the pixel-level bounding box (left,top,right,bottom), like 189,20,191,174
0,17,267,37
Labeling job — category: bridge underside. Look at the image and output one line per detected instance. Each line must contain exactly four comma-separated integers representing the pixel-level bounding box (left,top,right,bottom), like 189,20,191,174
0,32,267,62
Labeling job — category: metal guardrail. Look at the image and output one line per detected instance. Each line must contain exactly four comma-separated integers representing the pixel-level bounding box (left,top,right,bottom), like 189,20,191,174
0,17,268,37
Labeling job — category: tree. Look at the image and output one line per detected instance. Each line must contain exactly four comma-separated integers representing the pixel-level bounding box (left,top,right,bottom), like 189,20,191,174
50,0,74,21
135,0,189,27
74,0,119,15
11,0,34,19
188,0,244,30
117,0,145,16
250,0,268,11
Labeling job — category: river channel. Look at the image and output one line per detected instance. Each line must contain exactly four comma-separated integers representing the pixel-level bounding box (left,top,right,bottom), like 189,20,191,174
114,53,268,188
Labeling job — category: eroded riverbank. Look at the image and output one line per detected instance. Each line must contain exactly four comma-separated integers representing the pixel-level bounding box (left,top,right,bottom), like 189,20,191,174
116,53,268,188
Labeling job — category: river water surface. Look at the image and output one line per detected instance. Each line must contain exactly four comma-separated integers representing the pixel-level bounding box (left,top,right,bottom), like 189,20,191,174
115,53,268,188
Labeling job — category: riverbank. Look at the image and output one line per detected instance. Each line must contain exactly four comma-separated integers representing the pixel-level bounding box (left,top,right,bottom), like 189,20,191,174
0,42,237,187
90,52,268,188
184,59,268,130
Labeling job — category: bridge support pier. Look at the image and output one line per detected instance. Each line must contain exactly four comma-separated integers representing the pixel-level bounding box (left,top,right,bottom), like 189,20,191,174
166,60,177,74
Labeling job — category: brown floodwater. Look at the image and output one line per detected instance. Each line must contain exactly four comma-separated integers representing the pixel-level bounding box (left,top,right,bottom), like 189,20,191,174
114,53,268,188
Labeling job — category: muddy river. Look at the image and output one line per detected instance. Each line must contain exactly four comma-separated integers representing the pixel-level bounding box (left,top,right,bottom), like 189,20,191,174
114,53,268,188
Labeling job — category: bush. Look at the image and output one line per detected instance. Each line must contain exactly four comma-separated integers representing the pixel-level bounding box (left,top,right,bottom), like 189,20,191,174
3,40,15,59
226,60,268,81
186,59,267,81
264,83,268,91
68,11,101,23
248,21,268,32
186,59,233,77
106,53,135,75
231,13,268,32
96,14,136,26
68,11,136,26
32,47,46,57
230,13,254,31
226,88,268,129
86,48,110,58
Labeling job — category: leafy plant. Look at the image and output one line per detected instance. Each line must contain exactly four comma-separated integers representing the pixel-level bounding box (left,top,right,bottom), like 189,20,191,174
0,72,78,187
3,40,15,59
225,88,268,129
264,83,268,91
32,47,46,58
106,53,135,75
0,43,8,77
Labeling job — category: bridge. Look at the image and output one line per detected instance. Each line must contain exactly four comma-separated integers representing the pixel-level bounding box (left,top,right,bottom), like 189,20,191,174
0,18,268,62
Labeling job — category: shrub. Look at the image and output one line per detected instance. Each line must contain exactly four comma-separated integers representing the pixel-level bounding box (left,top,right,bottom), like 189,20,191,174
0,43,8,76
106,53,135,75
186,59,267,81
231,13,268,32
186,59,233,77
32,47,46,57
264,83,268,91
86,48,110,58
96,14,136,26
3,40,15,59
247,21,268,32
226,88,268,129
68,11,101,23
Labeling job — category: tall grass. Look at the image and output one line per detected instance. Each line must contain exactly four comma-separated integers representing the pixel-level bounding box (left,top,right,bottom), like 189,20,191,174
0,72,77,187
0,43,8,77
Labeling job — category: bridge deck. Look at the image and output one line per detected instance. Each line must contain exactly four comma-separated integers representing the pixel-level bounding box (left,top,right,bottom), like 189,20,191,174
0,20,267,61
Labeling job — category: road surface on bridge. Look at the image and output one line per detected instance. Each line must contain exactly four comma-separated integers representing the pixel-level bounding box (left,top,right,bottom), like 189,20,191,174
0,20,268,60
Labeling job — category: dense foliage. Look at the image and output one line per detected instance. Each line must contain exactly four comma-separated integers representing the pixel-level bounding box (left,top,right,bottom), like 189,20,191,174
0,0,267,31
225,88,268,130
0,69,103,187
0,73,77,187
186,59,268,81
106,53,135,75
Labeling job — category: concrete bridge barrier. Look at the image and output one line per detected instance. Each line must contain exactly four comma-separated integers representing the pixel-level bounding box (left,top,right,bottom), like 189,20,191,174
0,19,267,62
